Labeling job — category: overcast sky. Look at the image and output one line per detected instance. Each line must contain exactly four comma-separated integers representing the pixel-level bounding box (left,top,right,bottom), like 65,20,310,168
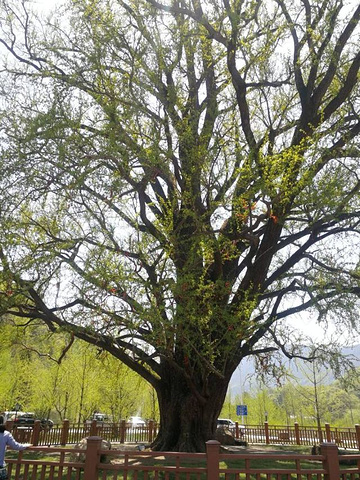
33,0,63,12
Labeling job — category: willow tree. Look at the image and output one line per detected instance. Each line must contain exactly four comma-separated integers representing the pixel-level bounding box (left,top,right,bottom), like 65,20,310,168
0,0,359,451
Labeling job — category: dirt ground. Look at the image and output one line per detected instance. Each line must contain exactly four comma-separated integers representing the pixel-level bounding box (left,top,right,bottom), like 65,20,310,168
220,444,312,454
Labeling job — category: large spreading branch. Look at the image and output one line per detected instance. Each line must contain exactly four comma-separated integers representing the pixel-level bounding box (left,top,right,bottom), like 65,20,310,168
0,0,359,397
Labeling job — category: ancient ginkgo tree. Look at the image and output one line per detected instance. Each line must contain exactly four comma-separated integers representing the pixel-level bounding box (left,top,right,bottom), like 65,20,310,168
0,0,359,451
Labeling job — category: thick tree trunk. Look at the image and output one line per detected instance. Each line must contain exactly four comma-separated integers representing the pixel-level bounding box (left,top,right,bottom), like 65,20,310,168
151,365,230,452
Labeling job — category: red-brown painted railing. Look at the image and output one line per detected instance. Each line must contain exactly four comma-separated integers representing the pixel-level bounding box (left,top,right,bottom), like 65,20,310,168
6,419,360,450
6,419,159,446
5,437,360,480
243,422,360,450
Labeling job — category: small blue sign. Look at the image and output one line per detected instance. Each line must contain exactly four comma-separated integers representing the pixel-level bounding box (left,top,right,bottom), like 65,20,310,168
236,404,248,416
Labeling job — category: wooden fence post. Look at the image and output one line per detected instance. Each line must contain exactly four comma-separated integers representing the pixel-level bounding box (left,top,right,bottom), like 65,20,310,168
235,422,239,439
83,436,102,480
355,424,360,451
206,440,220,480
5,420,13,432
90,419,97,437
321,443,340,480
325,423,332,442
148,420,154,443
32,420,41,446
120,420,126,443
294,422,300,445
61,419,70,446
318,425,324,443
264,422,270,445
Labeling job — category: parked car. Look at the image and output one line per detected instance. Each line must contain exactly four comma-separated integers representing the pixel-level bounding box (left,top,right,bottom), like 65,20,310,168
40,418,54,429
217,418,236,429
0,411,35,425
217,418,245,436
92,413,109,422
2,411,54,430
13,412,36,426
0,411,19,423
85,412,112,427
128,416,146,426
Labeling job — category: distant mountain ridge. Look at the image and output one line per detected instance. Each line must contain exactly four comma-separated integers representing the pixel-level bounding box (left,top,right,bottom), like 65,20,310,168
229,344,360,396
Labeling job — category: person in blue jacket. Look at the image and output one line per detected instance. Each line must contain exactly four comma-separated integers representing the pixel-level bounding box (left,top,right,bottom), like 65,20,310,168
0,425,30,479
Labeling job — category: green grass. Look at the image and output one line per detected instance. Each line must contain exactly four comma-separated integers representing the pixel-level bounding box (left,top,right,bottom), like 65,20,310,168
220,456,323,472
6,450,57,462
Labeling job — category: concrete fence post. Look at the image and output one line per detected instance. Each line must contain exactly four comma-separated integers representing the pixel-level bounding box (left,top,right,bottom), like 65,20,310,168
32,420,41,446
83,436,102,480
320,443,340,480
61,419,70,446
206,440,220,480
355,424,360,451
264,422,270,444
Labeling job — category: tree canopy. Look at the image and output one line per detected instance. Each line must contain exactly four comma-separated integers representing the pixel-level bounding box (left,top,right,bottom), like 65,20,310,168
0,0,359,451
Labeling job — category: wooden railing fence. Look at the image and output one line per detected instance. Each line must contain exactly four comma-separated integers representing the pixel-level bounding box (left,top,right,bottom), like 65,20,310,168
6,419,360,450
246,422,360,449
5,437,360,480
6,419,159,446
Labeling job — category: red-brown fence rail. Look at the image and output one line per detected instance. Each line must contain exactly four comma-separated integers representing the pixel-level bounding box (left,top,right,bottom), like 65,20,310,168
242,423,360,450
7,419,159,447
6,420,360,450
5,437,360,480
